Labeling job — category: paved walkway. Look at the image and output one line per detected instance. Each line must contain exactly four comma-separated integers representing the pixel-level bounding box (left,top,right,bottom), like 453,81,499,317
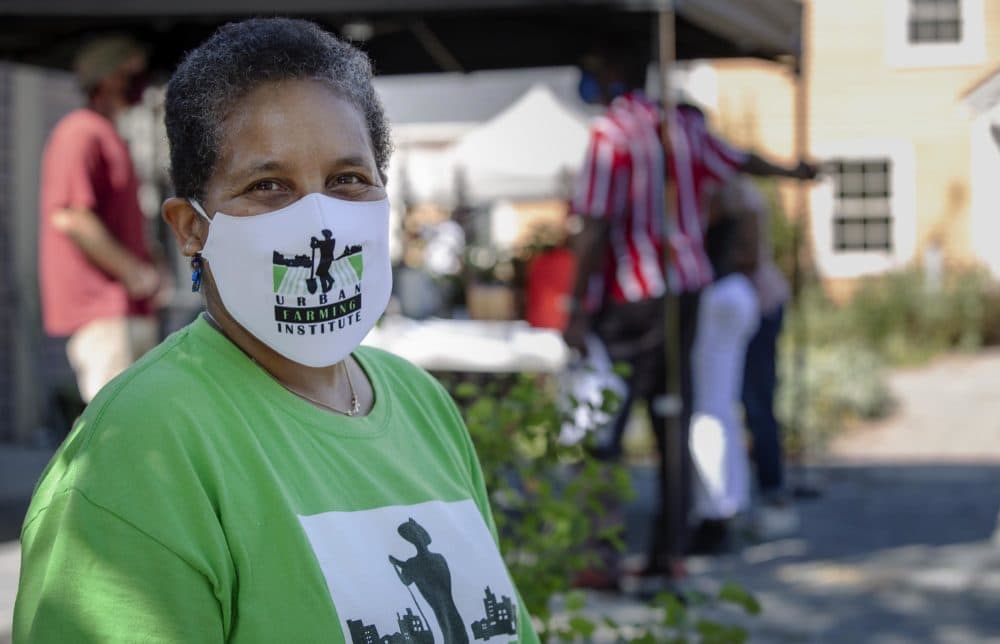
3,351,1000,643
586,350,1000,643
830,349,1000,464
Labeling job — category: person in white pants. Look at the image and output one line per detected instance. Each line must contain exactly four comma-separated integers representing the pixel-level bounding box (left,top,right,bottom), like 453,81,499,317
688,178,761,553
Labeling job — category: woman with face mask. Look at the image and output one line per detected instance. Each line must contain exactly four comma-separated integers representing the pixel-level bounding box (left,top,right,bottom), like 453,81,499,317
15,19,538,644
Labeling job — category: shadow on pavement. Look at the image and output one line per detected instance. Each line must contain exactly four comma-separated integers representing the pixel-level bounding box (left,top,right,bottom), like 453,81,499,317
628,462,1000,644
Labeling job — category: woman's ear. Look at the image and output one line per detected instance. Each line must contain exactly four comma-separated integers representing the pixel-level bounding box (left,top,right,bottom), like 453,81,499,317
162,197,208,257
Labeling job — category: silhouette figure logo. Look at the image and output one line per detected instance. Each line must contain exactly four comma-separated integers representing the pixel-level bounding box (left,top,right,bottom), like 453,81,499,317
345,518,518,643
296,500,521,644
272,230,363,296
271,231,364,331
389,518,468,644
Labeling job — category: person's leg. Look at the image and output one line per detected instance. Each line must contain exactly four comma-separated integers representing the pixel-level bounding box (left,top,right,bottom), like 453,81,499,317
690,412,752,517
592,302,649,461
687,410,738,555
645,389,673,572
679,290,701,434
641,340,689,575
689,412,727,519
66,317,131,403
126,316,160,361
741,306,784,495
677,290,701,550
724,410,753,516
742,306,799,538
576,351,639,588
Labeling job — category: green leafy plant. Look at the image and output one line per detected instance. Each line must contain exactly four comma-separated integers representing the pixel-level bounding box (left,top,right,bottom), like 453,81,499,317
445,372,761,642
450,373,631,633
756,177,1000,453
777,265,1000,455
776,337,893,458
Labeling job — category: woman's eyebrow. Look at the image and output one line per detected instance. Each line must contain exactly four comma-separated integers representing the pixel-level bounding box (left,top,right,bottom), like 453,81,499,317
235,159,286,179
332,155,372,168
235,156,372,178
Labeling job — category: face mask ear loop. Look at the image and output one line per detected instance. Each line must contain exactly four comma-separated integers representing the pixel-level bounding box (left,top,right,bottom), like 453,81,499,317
189,199,212,223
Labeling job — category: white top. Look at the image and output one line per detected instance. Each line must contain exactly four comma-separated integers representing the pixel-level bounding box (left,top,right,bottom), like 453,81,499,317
691,273,760,419
689,273,760,519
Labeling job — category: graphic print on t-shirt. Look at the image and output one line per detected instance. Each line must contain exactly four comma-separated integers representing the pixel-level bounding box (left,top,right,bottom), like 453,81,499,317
271,230,364,334
298,499,519,643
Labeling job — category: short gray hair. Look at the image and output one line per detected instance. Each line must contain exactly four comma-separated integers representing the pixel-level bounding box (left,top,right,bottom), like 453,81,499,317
164,18,392,200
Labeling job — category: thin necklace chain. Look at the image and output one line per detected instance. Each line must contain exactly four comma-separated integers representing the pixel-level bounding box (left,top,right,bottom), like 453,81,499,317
202,311,360,417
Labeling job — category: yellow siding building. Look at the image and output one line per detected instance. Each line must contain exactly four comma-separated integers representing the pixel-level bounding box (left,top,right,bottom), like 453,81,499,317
703,0,1000,281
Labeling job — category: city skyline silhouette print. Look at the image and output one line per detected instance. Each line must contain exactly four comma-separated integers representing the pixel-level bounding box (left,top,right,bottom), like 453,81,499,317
298,499,519,643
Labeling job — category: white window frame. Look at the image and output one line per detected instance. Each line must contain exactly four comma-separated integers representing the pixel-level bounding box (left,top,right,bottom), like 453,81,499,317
885,0,986,68
811,139,917,279
968,104,1000,277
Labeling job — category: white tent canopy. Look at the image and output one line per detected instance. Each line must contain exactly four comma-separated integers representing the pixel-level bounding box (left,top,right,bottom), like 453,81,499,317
449,84,591,203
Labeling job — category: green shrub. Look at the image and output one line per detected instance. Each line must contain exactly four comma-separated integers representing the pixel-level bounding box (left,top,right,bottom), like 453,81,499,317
447,372,758,642
777,264,1000,454
760,173,1000,364
843,268,991,364
776,339,893,458
790,265,998,362
449,373,631,634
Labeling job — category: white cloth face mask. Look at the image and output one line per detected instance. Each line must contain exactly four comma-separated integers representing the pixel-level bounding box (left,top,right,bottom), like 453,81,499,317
191,193,392,368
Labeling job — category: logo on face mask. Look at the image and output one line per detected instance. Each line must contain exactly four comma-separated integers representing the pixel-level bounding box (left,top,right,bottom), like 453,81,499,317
271,230,365,334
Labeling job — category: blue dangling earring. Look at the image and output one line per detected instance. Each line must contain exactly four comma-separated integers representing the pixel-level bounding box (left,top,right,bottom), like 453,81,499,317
191,252,203,292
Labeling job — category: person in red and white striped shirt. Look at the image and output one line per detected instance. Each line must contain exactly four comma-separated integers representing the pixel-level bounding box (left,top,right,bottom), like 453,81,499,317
567,102,814,348
564,48,815,579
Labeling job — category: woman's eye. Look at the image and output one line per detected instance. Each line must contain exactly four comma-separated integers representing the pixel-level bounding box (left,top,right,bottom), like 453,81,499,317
250,179,283,192
334,174,366,186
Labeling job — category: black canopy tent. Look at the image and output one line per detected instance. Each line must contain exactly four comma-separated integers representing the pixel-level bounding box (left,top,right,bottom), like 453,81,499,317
0,1,800,74
0,0,813,546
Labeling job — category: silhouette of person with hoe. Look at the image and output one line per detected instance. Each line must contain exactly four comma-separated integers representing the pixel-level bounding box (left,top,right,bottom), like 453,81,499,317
389,518,468,644
310,229,336,293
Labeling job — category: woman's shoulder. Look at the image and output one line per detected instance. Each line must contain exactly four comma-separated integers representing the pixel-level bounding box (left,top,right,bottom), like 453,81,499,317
39,323,228,491
89,316,253,411
21,323,237,577
87,323,214,415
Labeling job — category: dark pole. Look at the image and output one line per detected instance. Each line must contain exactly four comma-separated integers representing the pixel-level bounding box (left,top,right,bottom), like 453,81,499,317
657,3,686,571
790,2,817,497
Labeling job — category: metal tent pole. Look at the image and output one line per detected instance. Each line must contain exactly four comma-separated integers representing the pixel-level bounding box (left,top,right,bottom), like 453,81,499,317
657,3,687,571
790,3,819,498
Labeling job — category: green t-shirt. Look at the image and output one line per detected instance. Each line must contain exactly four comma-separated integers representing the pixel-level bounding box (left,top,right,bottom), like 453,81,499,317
15,318,539,644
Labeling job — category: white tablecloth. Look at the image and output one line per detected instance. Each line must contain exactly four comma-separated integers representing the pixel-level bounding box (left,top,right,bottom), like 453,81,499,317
362,316,570,373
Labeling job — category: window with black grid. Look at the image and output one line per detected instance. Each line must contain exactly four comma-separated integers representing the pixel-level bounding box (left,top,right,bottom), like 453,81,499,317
826,159,893,252
908,0,962,43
